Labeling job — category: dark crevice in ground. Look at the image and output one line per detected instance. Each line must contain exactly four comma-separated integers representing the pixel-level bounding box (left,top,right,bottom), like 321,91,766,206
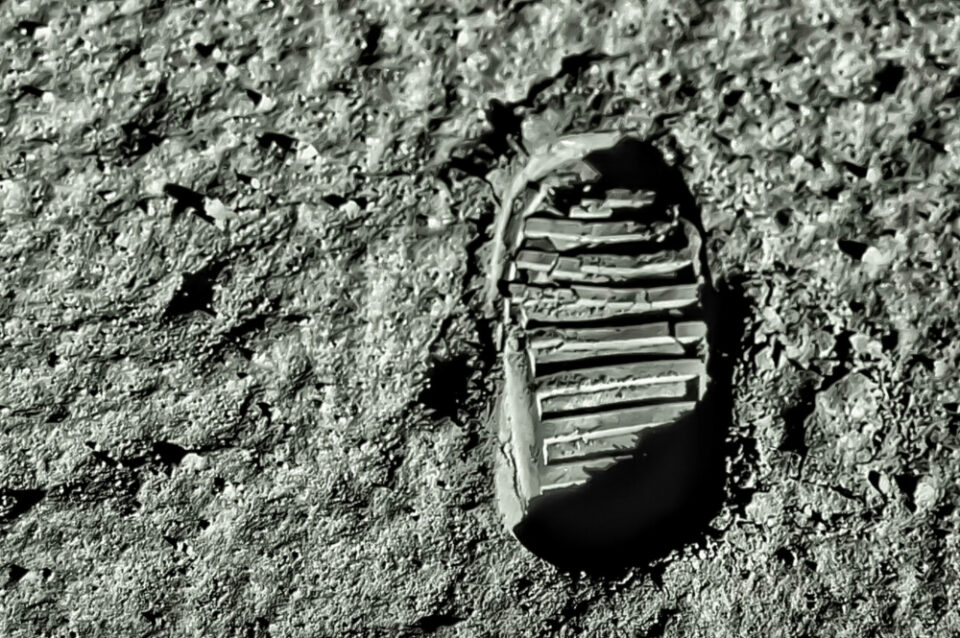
779,330,853,478
257,132,299,156
412,612,464,634
417,354,474,424
416,176,500,424
461,193,500,370
117,79,169,163
0,488,47,525
357,21,383,67
837,238,868,261
8,437,241,521
780,384,815,465
714,273,759,520
48,461,142,515
245,616,272,638
543,595,596,635
639,608,679,638
163,259,229,319
2,563,29,589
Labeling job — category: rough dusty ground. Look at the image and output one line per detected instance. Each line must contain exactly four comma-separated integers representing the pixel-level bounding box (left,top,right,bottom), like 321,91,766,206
2,1,960,636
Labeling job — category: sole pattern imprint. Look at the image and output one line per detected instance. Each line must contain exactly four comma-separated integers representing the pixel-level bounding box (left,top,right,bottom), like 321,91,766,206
488,133,711,530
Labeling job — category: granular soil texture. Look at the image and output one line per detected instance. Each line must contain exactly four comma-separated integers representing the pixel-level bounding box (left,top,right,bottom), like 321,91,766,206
2,2,960,637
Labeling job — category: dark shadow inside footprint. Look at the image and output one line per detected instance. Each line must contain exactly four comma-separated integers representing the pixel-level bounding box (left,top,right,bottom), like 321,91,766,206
513,283,746,575
583,136,701,228
509,137,746,575
513,368,730,574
